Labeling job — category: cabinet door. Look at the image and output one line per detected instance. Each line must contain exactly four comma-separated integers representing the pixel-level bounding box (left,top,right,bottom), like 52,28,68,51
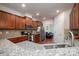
19,17,25,29
70,4,79,30
32,21,38,29
73,4,79,29
74,4,79,29
34,34,40,43
15,16,21,29
37,21,43,26
72,9,75,29
15,16,25,29
25,17,33,29
32,21,43,30
0,12,7,29
70,12,73,29
6,13,15,29
26,17,33,25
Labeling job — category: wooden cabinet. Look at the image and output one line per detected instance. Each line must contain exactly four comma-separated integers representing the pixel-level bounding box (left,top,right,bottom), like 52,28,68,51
70,10,74,29
37,21,43,26
32,21,43,30
25,17,33,26
6,13,15,29
25,17,33,29
0,10,42,30
70,4,79,30
20,17,26,29
0,11,15,29
34,34,40,43
74,4,79,29
15,16,25,29
32,21,38,29
15,16,20,29
9,36,28,43
0,11,7,29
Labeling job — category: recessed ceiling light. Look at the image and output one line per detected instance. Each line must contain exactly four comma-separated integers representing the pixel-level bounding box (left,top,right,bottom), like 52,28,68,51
22,4,26,7
36,13,39,16
43,17,46,20
56,10,59,13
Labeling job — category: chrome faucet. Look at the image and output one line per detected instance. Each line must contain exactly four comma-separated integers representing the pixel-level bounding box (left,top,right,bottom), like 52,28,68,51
65,31,74,47
69,31,74,46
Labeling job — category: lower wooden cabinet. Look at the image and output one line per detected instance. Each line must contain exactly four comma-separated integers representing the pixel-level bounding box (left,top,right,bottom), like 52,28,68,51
9,34,41,43
34,34,40,43
9,36,28,43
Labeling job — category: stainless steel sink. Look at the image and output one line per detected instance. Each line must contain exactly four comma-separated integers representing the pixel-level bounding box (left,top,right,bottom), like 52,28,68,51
41,43,71,49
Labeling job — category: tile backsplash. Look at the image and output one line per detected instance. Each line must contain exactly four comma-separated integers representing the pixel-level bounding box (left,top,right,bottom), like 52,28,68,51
0,30,27,39
64,29,79,36
0,30,37,39
72,30,79,36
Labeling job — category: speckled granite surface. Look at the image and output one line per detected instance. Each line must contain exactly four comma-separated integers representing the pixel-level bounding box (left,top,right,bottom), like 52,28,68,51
0,39,33,56
16,41,45,51
0,39,79,56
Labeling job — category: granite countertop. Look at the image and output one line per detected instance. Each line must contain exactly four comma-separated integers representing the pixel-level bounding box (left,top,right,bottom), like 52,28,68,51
31,47,79,56
0,39,79,56
0,39,33,56
16,41,45,51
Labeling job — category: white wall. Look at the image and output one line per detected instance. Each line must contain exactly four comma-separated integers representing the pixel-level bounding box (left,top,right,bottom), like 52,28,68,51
42,19,53,32
53,12,64,43
53,9,72,43
0,5,23,16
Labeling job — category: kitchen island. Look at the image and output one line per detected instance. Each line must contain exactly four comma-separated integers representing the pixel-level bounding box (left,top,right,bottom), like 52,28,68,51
0,39,79,56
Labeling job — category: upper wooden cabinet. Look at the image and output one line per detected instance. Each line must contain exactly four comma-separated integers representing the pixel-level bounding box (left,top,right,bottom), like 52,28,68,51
70,11,73,29
0,11,7,29
15,16,25,29
74,4,79,29
15,16,21,29
70,4,79,30
6,13,16,29
25,17,33,26
0,10,43,30
20,17,26,29
0,11,16,29
32,21,38,29
32,21,43,30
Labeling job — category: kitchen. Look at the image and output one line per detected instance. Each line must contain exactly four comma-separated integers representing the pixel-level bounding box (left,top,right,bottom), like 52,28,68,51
0,3,79,56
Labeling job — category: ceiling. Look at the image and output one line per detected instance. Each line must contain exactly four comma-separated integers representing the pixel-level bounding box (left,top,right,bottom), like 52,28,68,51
0,3,73,20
